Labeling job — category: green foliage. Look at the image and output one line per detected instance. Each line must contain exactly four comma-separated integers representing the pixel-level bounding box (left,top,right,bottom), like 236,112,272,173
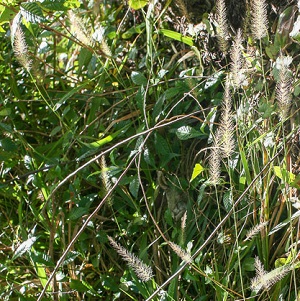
159,29,194,46
1,0,300,300
128,0,149,10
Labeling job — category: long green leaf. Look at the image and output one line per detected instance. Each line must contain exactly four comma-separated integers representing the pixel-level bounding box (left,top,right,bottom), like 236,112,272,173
159,29,194,46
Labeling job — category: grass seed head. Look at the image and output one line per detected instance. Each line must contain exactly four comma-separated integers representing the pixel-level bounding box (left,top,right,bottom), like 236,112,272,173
108,236,153,282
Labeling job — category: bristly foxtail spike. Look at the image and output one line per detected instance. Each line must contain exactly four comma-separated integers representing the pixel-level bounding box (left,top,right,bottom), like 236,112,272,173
179,211,187,245
251,0,268,40
275,55,293,120
13,26,32,72
68,10,92,46
209,142,221,185
219,78,235,158
230,29,245,89
108,236,153,282
169,241,193,264
216,0,230,53
251,256,292,292
244,221,269,241
99,155,113,205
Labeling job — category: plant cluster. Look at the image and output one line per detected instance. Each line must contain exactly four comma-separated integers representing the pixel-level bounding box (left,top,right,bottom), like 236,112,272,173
1,0,300,300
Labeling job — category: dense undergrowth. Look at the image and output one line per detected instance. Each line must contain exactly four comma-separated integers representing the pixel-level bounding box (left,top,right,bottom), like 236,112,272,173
1,0,300,300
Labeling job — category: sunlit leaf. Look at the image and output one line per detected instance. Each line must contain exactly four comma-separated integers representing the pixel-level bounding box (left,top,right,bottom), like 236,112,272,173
274,5,297,49
40,0,80,11
176,125,205,140
159,29,194,46
12,236,38,260
70,279,102,296
128,0,148,10
20,2,46,23
290,15,300,41
63,0,81,9
129,175,140,198
269,211,300,235
63,251,80,265
274,166,295,184
30,252,54,266
131,71,147,85
0,5,16,24
190,163,204,182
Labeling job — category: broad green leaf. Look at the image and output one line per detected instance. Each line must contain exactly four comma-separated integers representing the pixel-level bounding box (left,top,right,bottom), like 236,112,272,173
128,0,148,10
294,85,300,96
223,191,232,212
274,5,297,49
190,163,204,182
40,0,80,11
164,87,179,100
0,6,16,24
122,23,145,39
39,0,68,11
63,0,81,9
154,133,179,167
275,257,288,268
159,29,194,46
274,166,300,189
0,138,17,152
0,151,14,161
78,47,93,73
129,175,140,198
50,125,62,137
30,252,54,266
131,71,147,85
20,2,46,23
12,236,38,260
70,279,90,292
164,208,174,226
274,166,295,184
155,133,170,156
135,85,145,112
63,251,80,265
70,279,101,296
143,146,156,167
68,206,89,220
176,125,205,140
0,122,13,133
152,94,165,120
243,257,255,272
257,101,274,119
33,261,49,288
